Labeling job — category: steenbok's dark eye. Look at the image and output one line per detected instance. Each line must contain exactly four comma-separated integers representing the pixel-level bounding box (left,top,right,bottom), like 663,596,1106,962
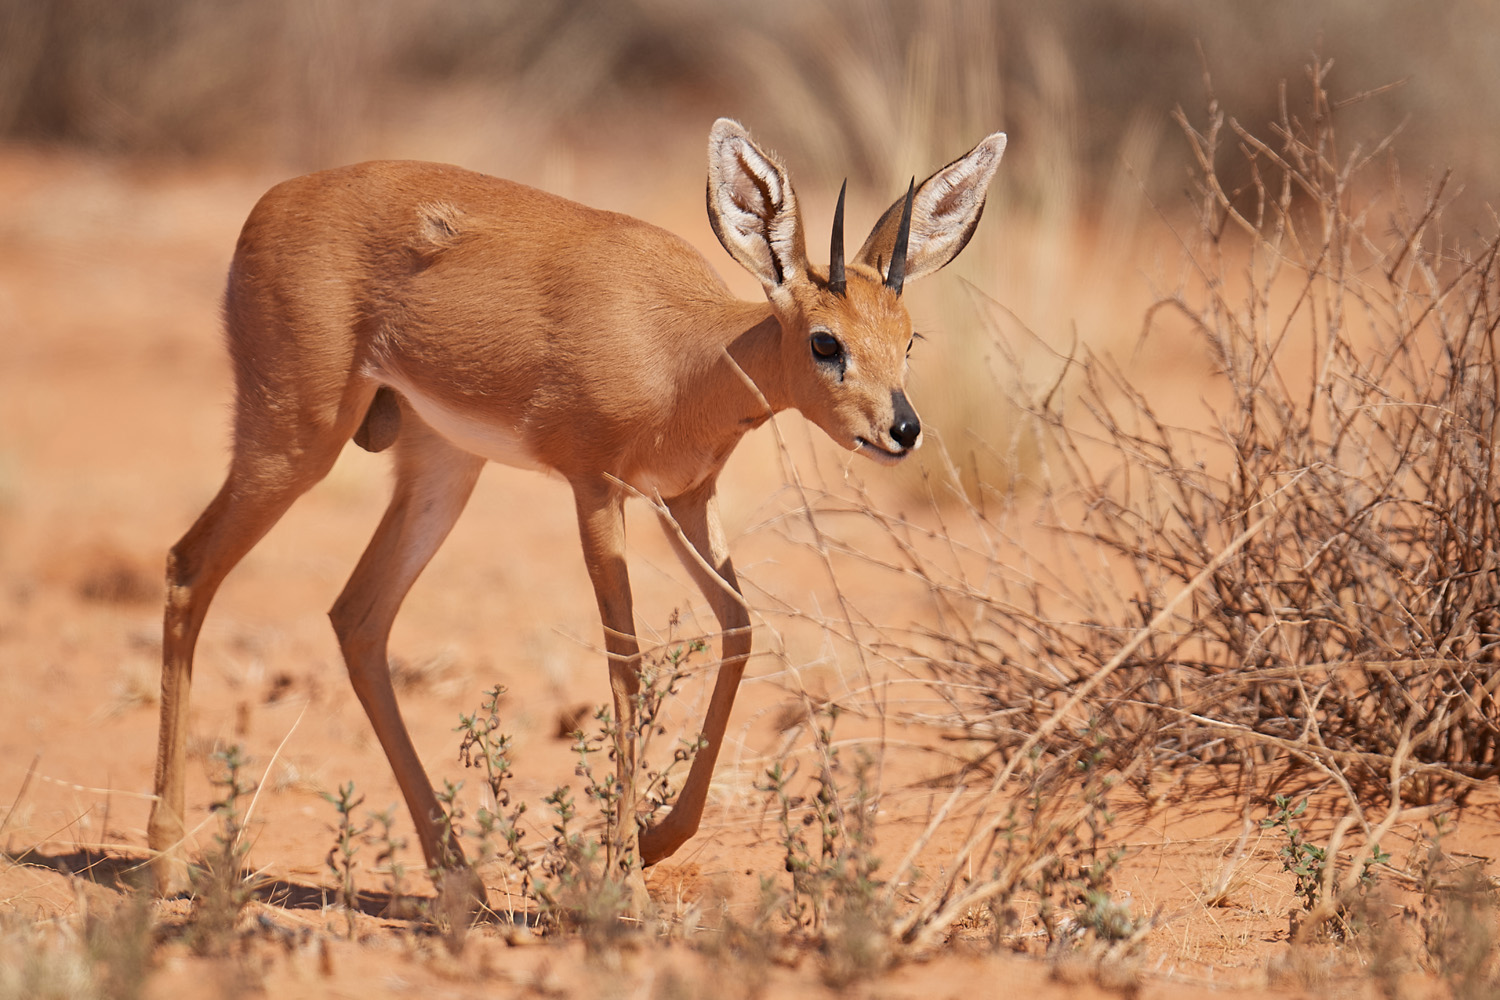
811,330,842,360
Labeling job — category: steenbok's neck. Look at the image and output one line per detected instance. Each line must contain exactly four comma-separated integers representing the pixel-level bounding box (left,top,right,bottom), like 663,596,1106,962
705,299,790,421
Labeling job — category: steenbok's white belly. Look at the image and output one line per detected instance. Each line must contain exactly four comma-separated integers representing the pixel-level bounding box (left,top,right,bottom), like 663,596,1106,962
375,372,549,473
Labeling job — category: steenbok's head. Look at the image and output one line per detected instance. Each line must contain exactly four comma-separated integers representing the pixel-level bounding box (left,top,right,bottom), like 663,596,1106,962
706,118,1006,463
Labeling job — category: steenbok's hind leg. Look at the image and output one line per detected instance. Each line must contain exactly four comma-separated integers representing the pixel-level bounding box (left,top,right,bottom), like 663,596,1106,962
150,419,357,895
327,411,486,903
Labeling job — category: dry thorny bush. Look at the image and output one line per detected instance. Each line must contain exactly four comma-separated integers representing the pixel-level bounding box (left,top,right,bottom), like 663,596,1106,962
767,59,1500,956
905,60,1499,789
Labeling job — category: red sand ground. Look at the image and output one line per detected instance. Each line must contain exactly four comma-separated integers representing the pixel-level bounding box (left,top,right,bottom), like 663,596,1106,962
2,143,1496,998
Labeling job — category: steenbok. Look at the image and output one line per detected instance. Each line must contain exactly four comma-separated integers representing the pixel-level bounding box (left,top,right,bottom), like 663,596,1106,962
149,119,1006,905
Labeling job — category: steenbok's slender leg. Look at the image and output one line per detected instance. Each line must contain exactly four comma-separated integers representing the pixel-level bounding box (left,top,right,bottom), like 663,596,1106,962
150,405,363,894
570,479,647,877
640,482,751,864
328,411,485,889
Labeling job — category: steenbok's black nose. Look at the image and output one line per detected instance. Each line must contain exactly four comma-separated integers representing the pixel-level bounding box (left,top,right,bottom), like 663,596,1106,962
890,391,921,449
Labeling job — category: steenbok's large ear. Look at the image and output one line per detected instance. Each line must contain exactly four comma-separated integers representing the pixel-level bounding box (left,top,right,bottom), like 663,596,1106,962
706,119,808,302
857,132,1007,285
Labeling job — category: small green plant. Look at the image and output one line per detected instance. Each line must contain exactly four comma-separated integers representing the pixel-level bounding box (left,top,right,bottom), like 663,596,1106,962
426,776,481,953
321,780,369,937
547,709,653,951
571,704,629,875
551,631,708,912
1261,795,1389,937
431,777,466,872
1261,796,1325,913
455,683,548,923
564,635,709,884
456,684,515,810
441,633,706,943
189,744,256,954
456,683,518,871
366,804,415,919
757,702,890,985
1078,888,1138,944
521,779,635,951
1022,738,1139,951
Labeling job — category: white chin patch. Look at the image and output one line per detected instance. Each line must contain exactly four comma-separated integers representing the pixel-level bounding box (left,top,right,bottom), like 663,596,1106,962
855,438,909,466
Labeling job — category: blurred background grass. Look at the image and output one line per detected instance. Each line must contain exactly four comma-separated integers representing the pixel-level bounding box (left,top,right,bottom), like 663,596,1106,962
6,0,1497,199
4,0,1498,498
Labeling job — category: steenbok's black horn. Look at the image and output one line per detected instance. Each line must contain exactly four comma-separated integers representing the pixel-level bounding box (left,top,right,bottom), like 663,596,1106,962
828,179,847,296
885,177,915,294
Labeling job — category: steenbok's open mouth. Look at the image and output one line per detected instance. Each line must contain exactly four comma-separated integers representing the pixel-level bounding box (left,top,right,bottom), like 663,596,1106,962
855,437,911,465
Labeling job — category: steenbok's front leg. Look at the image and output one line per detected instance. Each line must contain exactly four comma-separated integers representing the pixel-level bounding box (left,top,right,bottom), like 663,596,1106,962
640,482,751,865
571,480,648,888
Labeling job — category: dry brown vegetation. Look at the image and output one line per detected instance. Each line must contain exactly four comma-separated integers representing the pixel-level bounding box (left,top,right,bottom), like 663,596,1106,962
6,3,1500,998
911,60,1500,797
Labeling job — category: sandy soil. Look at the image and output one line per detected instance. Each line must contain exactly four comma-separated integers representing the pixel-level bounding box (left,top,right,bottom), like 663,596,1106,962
1,142,1496,999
